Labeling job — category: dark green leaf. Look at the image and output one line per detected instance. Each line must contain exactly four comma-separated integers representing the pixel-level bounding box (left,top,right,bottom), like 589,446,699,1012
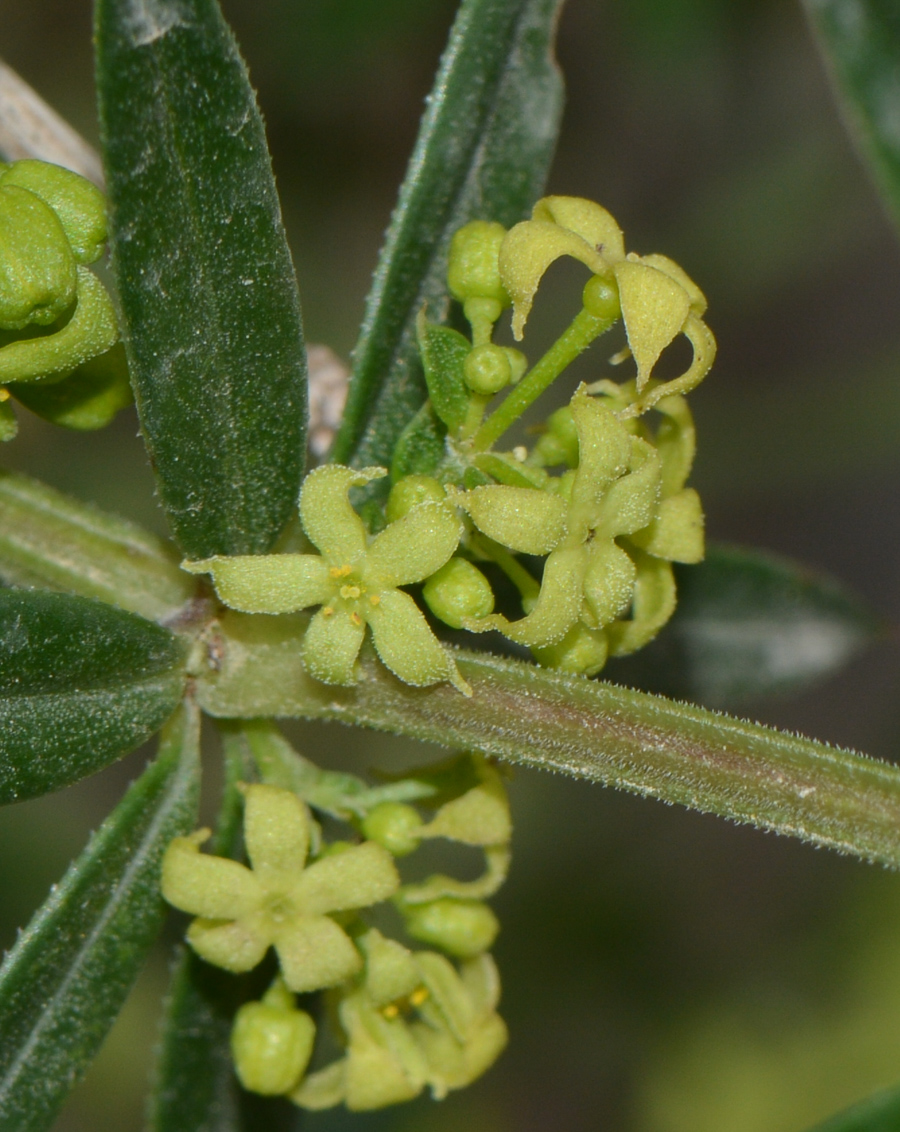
148,725,247,1132
805,0,900,231
806,1083,900,1131
417,315,471,431
95,0,308,559
390,402,446,482
0,703,200,1131
332,0,565,474
0,468,195,620
607,543,880,707
0,589,187,802
8,343,133,432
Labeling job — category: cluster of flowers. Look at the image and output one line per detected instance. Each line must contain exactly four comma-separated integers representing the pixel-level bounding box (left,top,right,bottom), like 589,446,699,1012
161,740,512,1111
0,158,128,439
188,196,715,689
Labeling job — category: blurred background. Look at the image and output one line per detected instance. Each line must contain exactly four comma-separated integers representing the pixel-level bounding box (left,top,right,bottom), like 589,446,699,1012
4,0,900,1129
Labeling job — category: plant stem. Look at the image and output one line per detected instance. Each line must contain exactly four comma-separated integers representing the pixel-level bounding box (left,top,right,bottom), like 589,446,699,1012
472,306,616,451
196,612,900,870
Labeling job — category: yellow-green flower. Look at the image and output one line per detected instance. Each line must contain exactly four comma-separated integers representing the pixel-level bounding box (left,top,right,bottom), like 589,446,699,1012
498,194,716,412
161,784,400,993
184,463,470,693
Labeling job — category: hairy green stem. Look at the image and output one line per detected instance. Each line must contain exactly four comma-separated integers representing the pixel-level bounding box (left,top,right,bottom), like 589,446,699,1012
195,611,900,869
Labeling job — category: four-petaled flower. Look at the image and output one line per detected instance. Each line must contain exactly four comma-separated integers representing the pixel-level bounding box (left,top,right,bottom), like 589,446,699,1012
161,783,400,993
184,463,470,693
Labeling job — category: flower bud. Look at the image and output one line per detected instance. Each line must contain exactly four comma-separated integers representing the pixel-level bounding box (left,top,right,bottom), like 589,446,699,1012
231,997,316,1095
532,621,608,676
0,160,107,264
503,346,527,384
532,404,579,468
0,185,76,330
463,344,512,395
361,801,423,858
582,273,620,322
402,898,499,959
385,474,445,523
422,557,494,629
447,220,509,306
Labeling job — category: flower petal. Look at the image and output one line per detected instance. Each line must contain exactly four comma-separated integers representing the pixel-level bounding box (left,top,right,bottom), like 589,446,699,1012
582,540,636,627
592,437,660,539
161,832,262,919
568,392,633,531
452,484,566,555
629,487,705,563
299,464,382,564
187,911,271,972
499,219,607,339
470,546,586,648
273,914,362,993
182,554,332,614
340,994,426,1110
302,606,366,686
293,840,399,916
367,589,466,691
365,502,460,587
638,252,706,315
243,783,310,882
614,259,691,390
532,196,625,260
607,552,676,657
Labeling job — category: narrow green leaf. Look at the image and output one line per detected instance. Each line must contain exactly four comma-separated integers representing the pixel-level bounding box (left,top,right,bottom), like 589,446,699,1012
95,0,308,559
0,467,194,620
0,703,200,1132
148,725,247,1132
0,590,186,802
607,544,880,706
418,316,471,431
806,1083,900,1131
197,612,900,869
390,402,446,481
332,0,565,472
805,0,900,231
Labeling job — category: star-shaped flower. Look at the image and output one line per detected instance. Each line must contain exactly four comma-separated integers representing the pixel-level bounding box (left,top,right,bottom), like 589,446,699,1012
498,194,716,413
161,783,400,994
184,463,469,693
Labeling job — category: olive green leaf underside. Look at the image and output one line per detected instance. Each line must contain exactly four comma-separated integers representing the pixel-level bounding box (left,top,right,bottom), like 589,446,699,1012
95,0,308,560
805,1080,900,1131
333,0,566,478
0,589,186,803
0,704,200,1132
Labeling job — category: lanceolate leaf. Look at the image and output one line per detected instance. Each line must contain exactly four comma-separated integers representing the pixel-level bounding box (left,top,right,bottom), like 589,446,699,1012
805,0,900,232
332,0,565,474
95,0,308,559
0,703,200,1132
607,543,880,706
806,1083,900,1131
0,467,194,621
148,724,248,1132
196,612,900,870
0,590,186,802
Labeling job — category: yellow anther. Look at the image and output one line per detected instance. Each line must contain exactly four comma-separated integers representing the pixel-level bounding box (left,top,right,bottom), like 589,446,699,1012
350,611,363,626
322,606,334,617
340,585,362,600
382,1003,399,1019
409,986,429,1007
330,564,353,578
369,594,381,606
0,388,8,402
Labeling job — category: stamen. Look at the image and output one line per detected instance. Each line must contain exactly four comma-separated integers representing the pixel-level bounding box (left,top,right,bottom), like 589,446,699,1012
330,564,353,578
340,585,361,600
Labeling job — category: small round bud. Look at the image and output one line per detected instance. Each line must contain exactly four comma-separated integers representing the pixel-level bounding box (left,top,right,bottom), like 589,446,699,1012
464,345,512,395
231,1000,316,1095
0,160,107,265
532,622,608,676
503,347,527,384
423,557,494,629
582,274,620,322
386,474,445,523
447,220,509,305
361,801,423,857
402,897,499,959
533,405,579,468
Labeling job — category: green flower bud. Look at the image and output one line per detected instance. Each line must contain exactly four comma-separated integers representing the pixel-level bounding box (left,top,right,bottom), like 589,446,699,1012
0,185,76,330
532,621,608,676
582,273,620,321
447,220,509,306
0,160,107,265
385,474,445,523
361,801,423,858
532,404,579,468
463,344,512,395
402,898,499,959
422,557,494,630
231,992,316,1095
503,346,527,384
